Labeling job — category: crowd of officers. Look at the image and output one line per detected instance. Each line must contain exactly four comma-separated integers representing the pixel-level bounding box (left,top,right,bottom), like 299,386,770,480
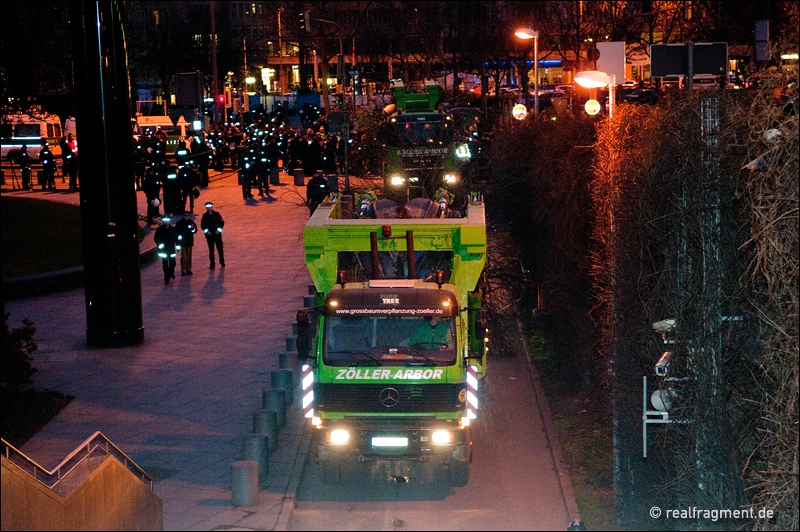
135,108,344,223
13,133,79,192
140,108,341,284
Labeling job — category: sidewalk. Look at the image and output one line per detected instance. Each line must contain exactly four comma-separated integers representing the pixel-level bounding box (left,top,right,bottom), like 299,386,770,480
3,168,316,530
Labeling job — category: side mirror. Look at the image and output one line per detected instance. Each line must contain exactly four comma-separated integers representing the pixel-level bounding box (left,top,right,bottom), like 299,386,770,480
297,308,317,359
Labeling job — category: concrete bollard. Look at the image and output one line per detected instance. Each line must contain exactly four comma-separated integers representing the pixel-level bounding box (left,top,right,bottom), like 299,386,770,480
252,408,279,452
271,369,294,405
269,167,280,186
285,336,297,352
293,168,305,186
262,387,287,427
243,433,269,481
231,460,259,506
279,352,293,369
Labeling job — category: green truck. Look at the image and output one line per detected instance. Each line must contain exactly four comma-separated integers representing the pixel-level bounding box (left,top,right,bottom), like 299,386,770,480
380,79,472,200
297,191,489,485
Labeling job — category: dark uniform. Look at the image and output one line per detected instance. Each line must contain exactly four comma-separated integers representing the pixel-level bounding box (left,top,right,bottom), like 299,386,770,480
142,164,162,224
40,144,57,190
161,166,182,215
200,202,225,269
133,141,147,190
178,164,199,213
190,135,211,187
175,142,197,213
174,141,191,168
255,142,271,196
154,216,179,284
174,212,197,276
59,137,79,192
239,142,257,199
18,145,32,190
306,172,330,215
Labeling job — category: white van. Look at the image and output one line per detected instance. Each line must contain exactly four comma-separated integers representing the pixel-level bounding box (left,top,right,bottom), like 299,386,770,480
1,113,63,161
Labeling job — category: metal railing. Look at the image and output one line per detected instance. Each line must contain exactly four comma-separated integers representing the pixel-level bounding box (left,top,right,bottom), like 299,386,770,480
1,431,154,491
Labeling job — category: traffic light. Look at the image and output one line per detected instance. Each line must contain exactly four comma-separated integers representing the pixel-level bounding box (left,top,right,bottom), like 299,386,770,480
217,94,225,105
299,10,311,33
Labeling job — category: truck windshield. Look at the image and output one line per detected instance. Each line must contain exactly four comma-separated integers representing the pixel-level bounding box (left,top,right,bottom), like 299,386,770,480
385,115,450,147
324,315,456,366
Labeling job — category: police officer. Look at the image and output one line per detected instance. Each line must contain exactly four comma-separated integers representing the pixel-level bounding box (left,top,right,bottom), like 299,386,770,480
40,143,57,190
190,134,211,187
306,171,330,215
201,201,225,269
175,142,197,213
142,162,162,224
148,133,167,168
174,211,197,276
18,145,32,190
133,140,147,190
239,140,258,199
174,140,191,168
178,162,199,213
154,215,179,284
59,136,79,192
255,140,271,197
161,165,182,215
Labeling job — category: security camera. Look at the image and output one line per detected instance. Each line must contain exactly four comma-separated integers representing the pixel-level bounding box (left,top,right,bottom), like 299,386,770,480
652,319,676,333
654,350,673,377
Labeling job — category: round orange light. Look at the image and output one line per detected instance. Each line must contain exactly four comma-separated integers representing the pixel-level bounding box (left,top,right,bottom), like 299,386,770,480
512,104,528,120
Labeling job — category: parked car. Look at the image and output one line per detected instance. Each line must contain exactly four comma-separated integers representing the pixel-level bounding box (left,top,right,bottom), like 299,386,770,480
621,86,659,105
554,84,576,97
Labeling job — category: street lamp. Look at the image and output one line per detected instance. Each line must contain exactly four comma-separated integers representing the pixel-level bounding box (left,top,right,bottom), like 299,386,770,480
307,15,344,111
515,28,538,118
574,70,616,118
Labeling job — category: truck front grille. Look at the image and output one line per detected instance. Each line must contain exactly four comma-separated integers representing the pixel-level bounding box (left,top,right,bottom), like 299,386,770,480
315,383,464,413
402,154,444,170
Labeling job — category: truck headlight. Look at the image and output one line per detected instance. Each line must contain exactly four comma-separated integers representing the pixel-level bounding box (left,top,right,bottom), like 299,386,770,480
455,143,471,159
328,429,350,445
431,430,454,445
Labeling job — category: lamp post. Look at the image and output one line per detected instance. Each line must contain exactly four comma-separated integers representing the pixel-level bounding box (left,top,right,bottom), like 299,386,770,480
515,28,538,118
574,70,616,118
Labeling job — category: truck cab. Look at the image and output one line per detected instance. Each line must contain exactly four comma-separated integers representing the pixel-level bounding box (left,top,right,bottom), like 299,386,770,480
380,80,472,200
298,192,488,485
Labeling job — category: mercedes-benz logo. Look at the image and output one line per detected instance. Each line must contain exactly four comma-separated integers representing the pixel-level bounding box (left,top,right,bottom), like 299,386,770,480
379,387,400,408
